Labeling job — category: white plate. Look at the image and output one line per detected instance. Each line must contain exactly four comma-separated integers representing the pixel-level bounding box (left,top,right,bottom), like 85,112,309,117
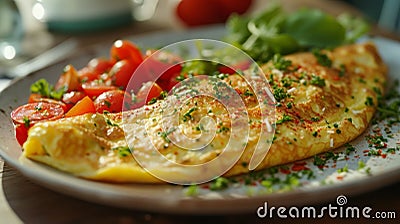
0,26,399,214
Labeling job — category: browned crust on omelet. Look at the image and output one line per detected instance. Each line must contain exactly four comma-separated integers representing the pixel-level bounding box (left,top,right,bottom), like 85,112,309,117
226,42,387,176
22,42,387,183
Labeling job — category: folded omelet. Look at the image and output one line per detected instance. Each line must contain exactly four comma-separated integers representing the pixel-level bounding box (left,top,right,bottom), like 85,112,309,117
23,42,387,183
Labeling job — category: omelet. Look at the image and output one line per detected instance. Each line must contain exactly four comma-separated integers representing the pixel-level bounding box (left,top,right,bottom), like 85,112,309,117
22,42,387,183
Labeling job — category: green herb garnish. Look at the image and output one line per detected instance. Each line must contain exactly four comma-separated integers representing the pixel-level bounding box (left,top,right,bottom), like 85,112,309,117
30,79,65,100
182,107,197,122
210,177,230,191
273,86,289,102
365,96,374,106
23,117,31,128
310,74,326,87
276,114,292,124
312,49,332,67
272,54,292,71
112,146,132,158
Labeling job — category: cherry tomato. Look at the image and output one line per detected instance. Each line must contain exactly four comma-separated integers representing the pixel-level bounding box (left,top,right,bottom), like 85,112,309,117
218,60,251,74
82,80,117,99
14,123,29,146
11,102,65,126
88,57,114,74
110,40,143,66
135,82,164,105
78,67,100,83
55,64,82,91
156,66,182,91
176,0,224,26
144,49,183,91
62,91,87,111
94,90,130,113
109,59,137,89
65,96,96,117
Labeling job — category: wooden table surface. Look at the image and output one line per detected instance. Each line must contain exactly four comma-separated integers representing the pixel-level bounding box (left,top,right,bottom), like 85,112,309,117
1,0,399,223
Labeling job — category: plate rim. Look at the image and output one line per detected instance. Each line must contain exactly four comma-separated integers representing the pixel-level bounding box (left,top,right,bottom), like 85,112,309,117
1,27,400,214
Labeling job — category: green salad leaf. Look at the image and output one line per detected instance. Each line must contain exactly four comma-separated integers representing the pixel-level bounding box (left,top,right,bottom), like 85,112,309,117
283,8,346,47
225,5,369,63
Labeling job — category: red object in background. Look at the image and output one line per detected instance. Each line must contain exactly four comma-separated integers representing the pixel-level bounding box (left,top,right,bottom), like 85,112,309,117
176,0,224,26
176,0,253,26
218,0,253,19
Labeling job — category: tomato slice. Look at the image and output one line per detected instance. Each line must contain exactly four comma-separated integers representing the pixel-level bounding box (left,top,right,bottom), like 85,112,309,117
65,96,96,117
11,102,65,126
82,80,117,98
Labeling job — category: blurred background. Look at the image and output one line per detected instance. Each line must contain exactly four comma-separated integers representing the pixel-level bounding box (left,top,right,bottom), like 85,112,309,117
0,0,399,90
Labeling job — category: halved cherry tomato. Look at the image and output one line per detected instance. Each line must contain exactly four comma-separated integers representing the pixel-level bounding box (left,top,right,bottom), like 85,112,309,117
88,57,114,75
94,90,131,113
218,60,251,74
110,40,143,65
11,102,65,125
144,49,183,91
65,96,96,117
14,123,29,146
135,82,164,105
82,80,117,99
28,93,68,112
55,64,82,91
156,66,182,91
78,67,100,83
62,91,87,111
109,59,137,89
